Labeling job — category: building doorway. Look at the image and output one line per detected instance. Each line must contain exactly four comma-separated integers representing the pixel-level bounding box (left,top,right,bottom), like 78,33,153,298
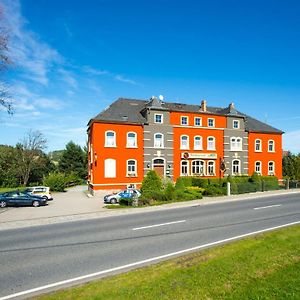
152,158,165,178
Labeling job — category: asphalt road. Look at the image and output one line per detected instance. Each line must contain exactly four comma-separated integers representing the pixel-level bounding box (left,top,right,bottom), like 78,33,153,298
1,193,300,299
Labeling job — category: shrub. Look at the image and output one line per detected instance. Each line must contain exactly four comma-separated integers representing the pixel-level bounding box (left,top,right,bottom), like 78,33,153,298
165,181,175,201
64,172,84,187
119,198,133,206
191,177,209,188
141,170,163,199
43,172,66,192
175,187,203,201
203,185,226,196
175,177,192,189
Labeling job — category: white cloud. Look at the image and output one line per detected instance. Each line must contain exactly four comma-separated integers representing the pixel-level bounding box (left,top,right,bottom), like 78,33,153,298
82,65,109,76
34,97,64,110
2,0,62,85
283,130,300,154
114,74,137,85
58,68,77,89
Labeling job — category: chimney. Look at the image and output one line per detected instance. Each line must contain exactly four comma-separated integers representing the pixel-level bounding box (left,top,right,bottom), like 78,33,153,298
201,100,207,112
229,102,235,112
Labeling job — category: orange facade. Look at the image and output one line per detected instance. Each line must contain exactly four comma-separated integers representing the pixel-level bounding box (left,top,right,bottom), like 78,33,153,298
89,122,144,190
248,133,282,179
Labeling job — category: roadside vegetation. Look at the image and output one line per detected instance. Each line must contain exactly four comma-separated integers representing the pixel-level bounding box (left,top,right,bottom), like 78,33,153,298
36,225,300,300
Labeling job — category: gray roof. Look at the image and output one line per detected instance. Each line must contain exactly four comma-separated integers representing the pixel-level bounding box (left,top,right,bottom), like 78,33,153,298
90,97,283,134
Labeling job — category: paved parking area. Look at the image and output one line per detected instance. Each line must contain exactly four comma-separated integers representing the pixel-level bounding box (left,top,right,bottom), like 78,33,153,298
0,186,110,224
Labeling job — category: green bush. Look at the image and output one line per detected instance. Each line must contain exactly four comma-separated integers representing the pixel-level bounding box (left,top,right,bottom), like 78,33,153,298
64,172,84,187
203,185,226,196
43,172,66,192
175,187,202,201
119,198,133,206
141,170,163,199
165,181,175,201
175,177,192,189
191,177,209,188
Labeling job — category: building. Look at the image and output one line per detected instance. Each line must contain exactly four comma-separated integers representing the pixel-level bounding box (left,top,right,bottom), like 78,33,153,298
87,97,283,192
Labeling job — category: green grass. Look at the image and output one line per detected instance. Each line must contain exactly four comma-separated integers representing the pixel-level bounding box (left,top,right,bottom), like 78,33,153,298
36,225,300,300
0,187,26,193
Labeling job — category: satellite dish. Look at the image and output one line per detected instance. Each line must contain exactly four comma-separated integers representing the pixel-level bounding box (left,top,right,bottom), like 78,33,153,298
158,95,164,101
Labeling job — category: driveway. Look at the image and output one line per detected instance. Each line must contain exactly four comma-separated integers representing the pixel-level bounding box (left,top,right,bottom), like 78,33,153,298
0,186,108,224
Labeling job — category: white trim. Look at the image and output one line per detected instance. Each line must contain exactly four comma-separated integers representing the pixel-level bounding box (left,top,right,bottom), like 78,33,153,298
233,119,240,129
207,160,216,176
191,159,205,176
268,139,275,152
194,116,202,126
232,159,241,175
268,161,275,176
207,136,216,151
255,139,262,152
254,160,262,175
180,134,189,150
154,132,164,148
207,118,215,127
173,125,224,130
154,113,163,124
126,159,138,177
181,115,189,126
104,130,117,147
126,131,137,148
180,160,189,176
194,135,203,150
152,157,166,177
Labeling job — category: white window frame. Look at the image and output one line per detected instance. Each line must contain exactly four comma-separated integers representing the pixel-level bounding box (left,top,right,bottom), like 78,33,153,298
230,137,242,151
191,160,205,176
127,159,137,177
255,139,262,152
154,133,164,148
181,116,189,126
180,135,189,150
180,160,189,176
207,136,216,150
207,160,215,176
255,161,262,175
194,136,203,150
104,158,116,178
126,132,137,148
233,120,240,129
194,117,202,126
268,140,275,152
208,118,215,127
105,130,116,147
268,161,275,176
154,113,163,124
232,159,241,175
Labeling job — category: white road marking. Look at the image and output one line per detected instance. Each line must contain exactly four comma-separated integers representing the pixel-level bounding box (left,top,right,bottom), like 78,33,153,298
1,220,300,300
132,220,186,231
253,204,282,210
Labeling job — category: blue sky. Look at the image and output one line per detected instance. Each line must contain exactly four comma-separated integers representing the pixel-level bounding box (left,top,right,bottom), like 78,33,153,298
1,0,300,152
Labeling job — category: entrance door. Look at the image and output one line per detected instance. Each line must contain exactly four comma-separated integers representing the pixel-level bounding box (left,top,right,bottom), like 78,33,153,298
153,159,165,178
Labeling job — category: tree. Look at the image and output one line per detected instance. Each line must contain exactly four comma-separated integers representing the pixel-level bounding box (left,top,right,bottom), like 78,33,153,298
17,130,47,186
58,141,87,179
140,170,163,199
283,152,300,180
0,6,12,114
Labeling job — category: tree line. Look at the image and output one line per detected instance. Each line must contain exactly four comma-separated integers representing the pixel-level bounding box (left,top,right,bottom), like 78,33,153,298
0,130,87,189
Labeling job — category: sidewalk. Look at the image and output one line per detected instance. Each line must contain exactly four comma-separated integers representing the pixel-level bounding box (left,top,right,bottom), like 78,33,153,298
0,188,299,231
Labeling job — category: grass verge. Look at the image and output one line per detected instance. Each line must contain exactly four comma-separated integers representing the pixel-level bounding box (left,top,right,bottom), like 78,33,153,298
0,187,26,193
36,225,300,300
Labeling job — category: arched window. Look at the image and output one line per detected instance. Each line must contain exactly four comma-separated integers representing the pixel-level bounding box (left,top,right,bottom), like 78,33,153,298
268,140,275,152
192,160,205,175
127,132,137,148
194,136,202,150
232,159,240,175
268,161,275,175
207,136,215,150
154,133,164,148
230,137,242,151
255,139,262,152
104,159,116,178
255,161,261,174
105,131,116,147
180,161,189,176
127,160,137,176
207,161,215,176
180,135,189,149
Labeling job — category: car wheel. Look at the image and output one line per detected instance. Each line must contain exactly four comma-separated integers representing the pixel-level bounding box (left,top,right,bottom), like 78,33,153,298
0,200,7,208
42,196,48,200
32,200,40,207
110,198,117,204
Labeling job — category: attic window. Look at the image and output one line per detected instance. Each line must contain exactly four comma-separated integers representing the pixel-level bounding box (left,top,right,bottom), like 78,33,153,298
122,116,128,121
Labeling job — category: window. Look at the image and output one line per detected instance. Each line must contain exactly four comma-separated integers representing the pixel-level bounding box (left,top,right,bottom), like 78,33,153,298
192,160,205,175
154,114,163,124
255,139,262,152
181,161,189,176
105,131,116,147
208,118,215,127
233,120,240,129
180,135,189,149
104,159,116,178
232,160,240,175
207,136,215,150
127,160,137,176
127,132,137,148
268,140,275,152
255,161,262,174
194,117,202,126
154,133,164,148
207,161,215,176
230,137,242,151
194,136,203,150
268,161,275,175
181,116,188,125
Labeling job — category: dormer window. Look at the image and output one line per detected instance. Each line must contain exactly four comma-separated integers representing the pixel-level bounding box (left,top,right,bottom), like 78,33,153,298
181,116,188,126
154,114,163,124
233,120,240,129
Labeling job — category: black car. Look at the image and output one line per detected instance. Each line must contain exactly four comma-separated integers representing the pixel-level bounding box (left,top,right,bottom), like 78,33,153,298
0,191,47,208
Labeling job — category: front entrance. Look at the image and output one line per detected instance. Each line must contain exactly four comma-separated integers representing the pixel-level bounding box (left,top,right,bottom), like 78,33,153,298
153,158,165,178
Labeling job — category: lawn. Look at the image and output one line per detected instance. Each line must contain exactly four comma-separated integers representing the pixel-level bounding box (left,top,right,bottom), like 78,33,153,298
0,187,26,193
36,225,300,300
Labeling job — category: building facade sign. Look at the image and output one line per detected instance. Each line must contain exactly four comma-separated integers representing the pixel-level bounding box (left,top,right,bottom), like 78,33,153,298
181,152,217,159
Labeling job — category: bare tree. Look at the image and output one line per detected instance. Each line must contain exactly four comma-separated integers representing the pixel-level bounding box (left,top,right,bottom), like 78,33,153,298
0,5,12,114
17,130,47,186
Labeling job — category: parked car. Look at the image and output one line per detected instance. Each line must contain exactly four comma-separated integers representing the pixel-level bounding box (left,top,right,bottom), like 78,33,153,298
104,189,141,204
0,191,47,208
25,186,53,200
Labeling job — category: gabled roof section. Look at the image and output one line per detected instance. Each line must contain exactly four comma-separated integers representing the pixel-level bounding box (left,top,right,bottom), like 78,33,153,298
89,97,283,133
